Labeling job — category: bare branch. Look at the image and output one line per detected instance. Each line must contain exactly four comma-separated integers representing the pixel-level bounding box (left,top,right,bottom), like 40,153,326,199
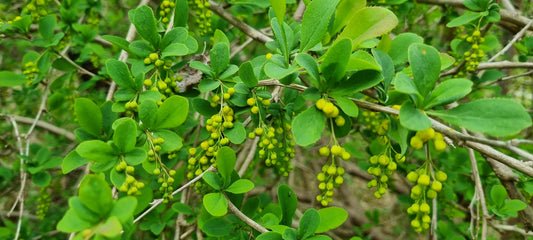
133,166,215,224
208,1,273,43
225,193,268,233
1,115,75,141
488,19,533,62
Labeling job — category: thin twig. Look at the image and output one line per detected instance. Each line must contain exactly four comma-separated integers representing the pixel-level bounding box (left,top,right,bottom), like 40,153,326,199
133,166,215,223
1,115,75,141
238,138,259,176
56,51,97,77
225,193,268,233
463,128,488,240
488,19,533,62
492,224,533,236
479,70,533,87
257,79,533,177
6,117,26,240
208,1,273,43
229,37,254,59
105,0,150,101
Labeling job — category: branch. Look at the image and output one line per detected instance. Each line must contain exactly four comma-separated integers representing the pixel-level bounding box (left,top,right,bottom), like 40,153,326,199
1,115,75,141
478,61,533,70
417,0,533,32
488,19,533,62
463,129,488,240
56,51,97,77
105,0,150,101
225,193,268,233
208,1,273,44
257,79,533,178
133,166,215,223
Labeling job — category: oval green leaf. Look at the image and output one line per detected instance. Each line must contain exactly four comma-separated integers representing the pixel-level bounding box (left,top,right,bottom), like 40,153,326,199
292,106,325,147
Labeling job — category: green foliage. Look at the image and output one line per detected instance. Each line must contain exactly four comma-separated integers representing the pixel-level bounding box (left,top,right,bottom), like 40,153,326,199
2,0,533,239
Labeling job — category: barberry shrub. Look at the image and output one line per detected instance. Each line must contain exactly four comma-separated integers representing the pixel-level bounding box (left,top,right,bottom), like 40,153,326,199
1,0,533,239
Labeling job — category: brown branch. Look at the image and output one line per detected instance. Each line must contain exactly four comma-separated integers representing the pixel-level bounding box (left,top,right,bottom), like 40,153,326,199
258,79,533,178
208,1,273,44
1,115,75,141
225,193,268,233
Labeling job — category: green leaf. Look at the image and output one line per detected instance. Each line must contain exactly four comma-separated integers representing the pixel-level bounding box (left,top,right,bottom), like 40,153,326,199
113,118,137,153
315,207,348,233
202,217,233,237
203,171,222,190
174,0,189,27
321,39,351,83
95,216,122,238
295,53,320,88
490,185,507,208
192,98,219,117
133,6,160,48
75,98,103,137
440,53,456,70
199,78,221,92
330,70,383,96
332,96,358,117
269,0,286,26
0,71,28,87
346,51,382,72
225,179,254,194
399,102,431,131
219,65,239,80
171,202,194,214
213,29,230,47
101,35,131,52
154,95,189,129
394,72,420,97
408,43,441,98
447,12,483,27
298,209,320,239
427,99,532,137
39,15,56,41
216,146,236,184
203,192,228,217
129,40,154,57
337,7,398,48
161,43,188,58
109,196,137,224
152,129,183,153
62,151,90,174
210,43,230,76
139,100,158,129
278,184,297,226
32,171,51,187
331,0,366,35
292,106,325,147
106,59,136,89
160,27,188,50
257,232,283,240
264,62,298,80
56,209,93,233
372,49,394,92
307,235,332,240
463,0,488,11
76,140,116,163
388,33,424,65
283,228,298,240
299,0,341,52
69,197,101,224
124,148,147,165
424,78,472,109
190,62,213,77
502,199,527,215
238,62,258,88
224,121,246,144
78,175,113,217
